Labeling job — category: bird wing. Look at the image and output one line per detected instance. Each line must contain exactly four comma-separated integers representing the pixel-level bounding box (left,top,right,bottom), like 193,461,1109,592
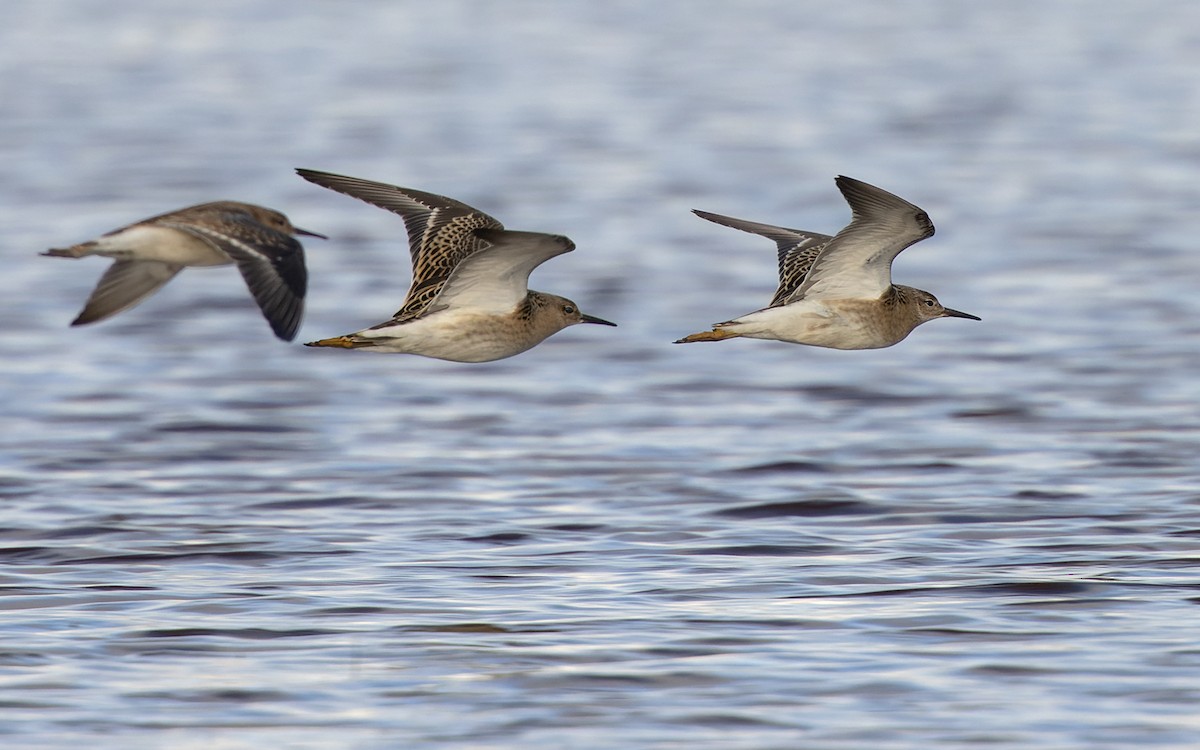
295,169,504,320
787,176,934,303
71,260,183,326
692,209,832,307
167,214,308,341
426,229,575,315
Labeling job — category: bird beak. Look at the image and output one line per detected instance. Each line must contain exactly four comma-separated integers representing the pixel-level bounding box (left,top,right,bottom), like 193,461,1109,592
581,313,617,327
294,227,328,239
942,307,981,321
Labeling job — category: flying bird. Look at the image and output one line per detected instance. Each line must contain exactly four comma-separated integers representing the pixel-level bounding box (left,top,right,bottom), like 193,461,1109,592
43,201,321,341
676,176,978,349
296,169,615,362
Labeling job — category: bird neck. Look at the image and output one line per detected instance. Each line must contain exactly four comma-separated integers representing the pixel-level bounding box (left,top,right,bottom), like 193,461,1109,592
517,291,547,322
880,285,924,337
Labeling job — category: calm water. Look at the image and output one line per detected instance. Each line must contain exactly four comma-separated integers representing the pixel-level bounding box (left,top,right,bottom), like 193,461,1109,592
2,2,1199,748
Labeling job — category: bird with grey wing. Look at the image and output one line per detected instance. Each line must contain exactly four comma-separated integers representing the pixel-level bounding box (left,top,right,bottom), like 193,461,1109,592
43,201,323,341
676,176,979,349
296,169,615,363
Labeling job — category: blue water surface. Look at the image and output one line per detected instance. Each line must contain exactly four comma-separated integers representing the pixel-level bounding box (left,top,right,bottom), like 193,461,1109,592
1,2,1199,748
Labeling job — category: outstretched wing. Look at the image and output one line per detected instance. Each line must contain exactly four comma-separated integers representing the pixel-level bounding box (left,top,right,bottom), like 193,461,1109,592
168,212,308,341
789,176,934,303
296,169,504,320
429,229,575,315
71,260,183,326
692,209,832,307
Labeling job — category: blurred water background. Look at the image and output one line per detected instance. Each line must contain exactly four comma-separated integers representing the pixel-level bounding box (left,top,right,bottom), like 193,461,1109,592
2,1,1199,748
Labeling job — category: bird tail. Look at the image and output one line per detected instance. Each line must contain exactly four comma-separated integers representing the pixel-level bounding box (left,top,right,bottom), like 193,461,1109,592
673,327,741,344
42,242,96,258
305,335,375,349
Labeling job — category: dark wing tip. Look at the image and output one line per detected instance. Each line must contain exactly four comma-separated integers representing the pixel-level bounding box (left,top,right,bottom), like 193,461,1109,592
691,209,729,225
473,228,574,253
262,295,304,341
250,275,303,341
834,174,883,202
296,168,378,197
835,175,877,193
295,168,346,189
551,234,576,253
230,253,306,341
834,175,908,207
834,175,930,232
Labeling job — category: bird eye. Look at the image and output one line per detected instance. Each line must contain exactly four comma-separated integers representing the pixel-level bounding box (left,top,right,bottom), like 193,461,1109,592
924,299,935,307
563,304,576,314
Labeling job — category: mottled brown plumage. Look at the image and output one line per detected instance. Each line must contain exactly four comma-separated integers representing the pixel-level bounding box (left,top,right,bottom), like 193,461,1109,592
296,170,615,362
677,176,978,349
42,201,322,340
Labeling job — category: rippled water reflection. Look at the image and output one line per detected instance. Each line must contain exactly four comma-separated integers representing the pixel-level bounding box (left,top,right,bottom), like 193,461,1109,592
3,1,1200,748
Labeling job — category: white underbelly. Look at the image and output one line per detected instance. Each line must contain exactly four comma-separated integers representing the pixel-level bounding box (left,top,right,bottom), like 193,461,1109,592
729,301,900,350
357,309,548,362
93,226,231,266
